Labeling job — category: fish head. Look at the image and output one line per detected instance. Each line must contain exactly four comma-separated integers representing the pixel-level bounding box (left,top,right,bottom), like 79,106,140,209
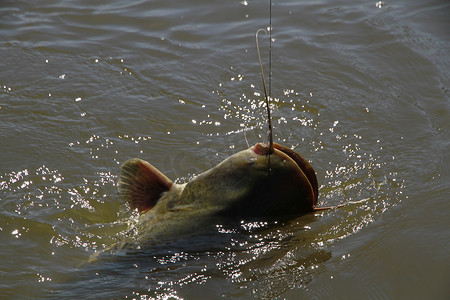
187,142,319,218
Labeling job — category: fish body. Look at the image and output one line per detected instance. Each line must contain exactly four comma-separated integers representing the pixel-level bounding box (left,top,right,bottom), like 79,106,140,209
118,142,320,244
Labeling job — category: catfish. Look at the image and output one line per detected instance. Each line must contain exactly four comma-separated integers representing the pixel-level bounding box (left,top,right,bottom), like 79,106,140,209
116,142,338,246
118,142,323,216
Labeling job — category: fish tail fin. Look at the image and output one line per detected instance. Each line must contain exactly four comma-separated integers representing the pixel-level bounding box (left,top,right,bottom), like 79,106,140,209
118,158,173,212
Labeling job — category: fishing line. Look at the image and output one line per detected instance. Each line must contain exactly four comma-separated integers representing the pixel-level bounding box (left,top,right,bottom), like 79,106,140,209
255,0,274,178
256,0,274,155
244,129,250,149
256,29,273,155
269,0,272,98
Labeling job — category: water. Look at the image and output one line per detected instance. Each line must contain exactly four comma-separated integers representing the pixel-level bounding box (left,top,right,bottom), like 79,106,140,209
1,0,449,299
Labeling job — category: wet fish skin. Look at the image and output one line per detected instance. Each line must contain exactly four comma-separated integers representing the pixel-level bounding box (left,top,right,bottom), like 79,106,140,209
118,143,317,230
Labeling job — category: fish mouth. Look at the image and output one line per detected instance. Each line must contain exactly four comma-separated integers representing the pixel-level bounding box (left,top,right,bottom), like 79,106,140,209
250,143,319,206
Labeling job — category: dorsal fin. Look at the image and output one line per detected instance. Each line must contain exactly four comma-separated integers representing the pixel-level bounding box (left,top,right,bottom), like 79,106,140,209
118,158,173,212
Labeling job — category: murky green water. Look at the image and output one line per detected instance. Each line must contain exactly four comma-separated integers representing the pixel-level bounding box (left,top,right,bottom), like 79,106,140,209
1,0,449,299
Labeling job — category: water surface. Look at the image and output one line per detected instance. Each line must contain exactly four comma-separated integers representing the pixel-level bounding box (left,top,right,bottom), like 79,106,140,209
1,0,449,299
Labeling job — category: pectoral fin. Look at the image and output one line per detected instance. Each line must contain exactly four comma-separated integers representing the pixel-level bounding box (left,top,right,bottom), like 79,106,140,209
118,158,173,212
